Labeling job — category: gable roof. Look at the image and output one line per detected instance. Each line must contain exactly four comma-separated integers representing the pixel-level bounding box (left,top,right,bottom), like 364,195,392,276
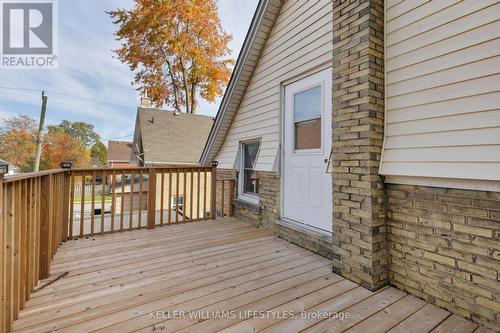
134,107,213,165
107,141,133,162
199,0,283,165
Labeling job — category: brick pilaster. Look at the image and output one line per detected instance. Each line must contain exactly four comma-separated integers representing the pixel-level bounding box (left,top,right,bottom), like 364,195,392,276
331,0,387,290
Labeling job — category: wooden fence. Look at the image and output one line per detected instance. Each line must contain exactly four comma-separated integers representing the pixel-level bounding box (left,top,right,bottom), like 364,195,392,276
0,165,234,333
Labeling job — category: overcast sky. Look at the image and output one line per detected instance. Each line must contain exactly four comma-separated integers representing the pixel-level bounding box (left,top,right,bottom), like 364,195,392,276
0,0,257,142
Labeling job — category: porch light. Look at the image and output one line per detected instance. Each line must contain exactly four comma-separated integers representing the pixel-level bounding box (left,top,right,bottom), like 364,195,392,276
0,164,8,176
60,161,73,169
212,160,219,167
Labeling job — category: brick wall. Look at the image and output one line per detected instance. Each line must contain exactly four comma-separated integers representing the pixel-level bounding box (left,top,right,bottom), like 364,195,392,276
331,0,387,290
387,184,500,330
216,168,334,259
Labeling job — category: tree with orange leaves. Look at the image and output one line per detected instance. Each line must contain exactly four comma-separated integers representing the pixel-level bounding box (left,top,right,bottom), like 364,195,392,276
42,130,90,169
109,0,233,113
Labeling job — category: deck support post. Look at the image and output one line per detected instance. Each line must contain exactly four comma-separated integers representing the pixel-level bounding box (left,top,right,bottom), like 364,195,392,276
147,168,157,229
210,167,217,220
39,174,52,279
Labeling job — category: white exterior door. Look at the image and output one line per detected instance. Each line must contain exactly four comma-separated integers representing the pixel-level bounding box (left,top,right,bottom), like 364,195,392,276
282,69,332,232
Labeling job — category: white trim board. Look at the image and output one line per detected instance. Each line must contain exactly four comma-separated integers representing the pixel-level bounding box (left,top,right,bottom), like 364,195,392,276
385,175,500,192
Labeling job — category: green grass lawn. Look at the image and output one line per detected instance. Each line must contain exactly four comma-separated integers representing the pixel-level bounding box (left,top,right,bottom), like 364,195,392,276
73,194,113,203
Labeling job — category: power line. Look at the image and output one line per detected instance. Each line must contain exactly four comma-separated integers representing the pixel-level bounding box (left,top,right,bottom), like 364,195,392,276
0,86,41,92
103,134,134,141
0,86,136,109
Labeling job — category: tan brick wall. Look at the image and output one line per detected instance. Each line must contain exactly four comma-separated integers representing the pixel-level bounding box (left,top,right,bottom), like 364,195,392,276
331,0,387,290
216,169,334,259
387,184,500,330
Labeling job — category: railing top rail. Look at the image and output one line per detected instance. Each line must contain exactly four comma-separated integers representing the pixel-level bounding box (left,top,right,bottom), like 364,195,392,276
70,165,213,173
1,165,216,182
2,169,68,183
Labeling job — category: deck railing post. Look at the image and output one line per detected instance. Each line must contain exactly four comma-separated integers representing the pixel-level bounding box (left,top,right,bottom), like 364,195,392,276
210,167,217,220
39,174,52,279
147,168,157,229
228,179,235,217
61,171,70,242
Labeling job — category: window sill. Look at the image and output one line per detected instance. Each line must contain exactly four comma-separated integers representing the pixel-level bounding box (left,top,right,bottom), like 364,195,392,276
238,193,259,205
234,197,259,212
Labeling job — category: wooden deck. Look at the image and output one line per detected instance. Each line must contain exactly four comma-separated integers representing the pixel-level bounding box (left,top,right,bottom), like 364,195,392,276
10,218,491,333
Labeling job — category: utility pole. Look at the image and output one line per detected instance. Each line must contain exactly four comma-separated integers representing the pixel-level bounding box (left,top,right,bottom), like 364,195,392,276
34,90,48,172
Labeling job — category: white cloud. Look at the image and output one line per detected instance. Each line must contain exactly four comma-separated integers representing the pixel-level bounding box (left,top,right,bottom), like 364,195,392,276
0,0,258,141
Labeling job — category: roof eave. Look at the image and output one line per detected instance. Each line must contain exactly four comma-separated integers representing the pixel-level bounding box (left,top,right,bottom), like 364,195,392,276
200,0,280,166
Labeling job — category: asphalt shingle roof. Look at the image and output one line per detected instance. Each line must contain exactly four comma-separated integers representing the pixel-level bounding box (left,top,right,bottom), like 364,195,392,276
107,141,133,162
137,108,213,164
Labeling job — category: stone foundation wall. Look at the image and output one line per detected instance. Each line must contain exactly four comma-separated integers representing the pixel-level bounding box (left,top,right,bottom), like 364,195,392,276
216,168,334,259
386,184,500,330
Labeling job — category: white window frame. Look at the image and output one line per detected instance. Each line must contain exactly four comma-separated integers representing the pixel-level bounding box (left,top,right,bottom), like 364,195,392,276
238,139,261,205
171,195,184,211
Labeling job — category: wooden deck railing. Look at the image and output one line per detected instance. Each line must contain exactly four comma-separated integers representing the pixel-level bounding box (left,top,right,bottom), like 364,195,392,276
217,178,235,217
67,166,217,238
0,165,232,333
0,170,69,333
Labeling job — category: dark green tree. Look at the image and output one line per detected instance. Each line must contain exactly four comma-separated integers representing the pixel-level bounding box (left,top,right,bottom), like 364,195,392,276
47,120,101,147
90,141,108,167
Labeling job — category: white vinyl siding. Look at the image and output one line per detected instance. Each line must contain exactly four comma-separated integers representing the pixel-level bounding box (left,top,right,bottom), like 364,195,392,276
214,0,333,171
380,0,500,182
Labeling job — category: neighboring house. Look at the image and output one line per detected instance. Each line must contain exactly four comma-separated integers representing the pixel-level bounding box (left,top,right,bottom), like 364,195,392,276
132,106,214,219
0,159,19,175
107,140,136,168
200,0,500,330
132,106,213,166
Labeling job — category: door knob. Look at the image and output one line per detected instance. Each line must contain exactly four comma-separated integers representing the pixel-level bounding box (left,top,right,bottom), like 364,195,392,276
324,159,328,163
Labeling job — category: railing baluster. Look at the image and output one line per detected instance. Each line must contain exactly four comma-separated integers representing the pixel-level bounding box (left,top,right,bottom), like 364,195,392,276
4,183,14,331
175,169,179,223
90,170,95,235
120,171,125,232
138,170,143,228
229,179,235,217
79,172,85,237
197,169,200,221
183,169,187,223
111,171,116,232
221,179,225,217
100,171,105,234
16,180,26,310
69,173,75,238
160,170,164,225
129,171,134,230
190,170,194,222
168,170,172,224
203,169,207,220
146,168,156,229
26,179,33,294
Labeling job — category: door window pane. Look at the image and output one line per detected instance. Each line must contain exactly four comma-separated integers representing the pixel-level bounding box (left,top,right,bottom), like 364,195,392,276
294,86,321,122
295,118,321,149
294,85,322,150
242,142,259,194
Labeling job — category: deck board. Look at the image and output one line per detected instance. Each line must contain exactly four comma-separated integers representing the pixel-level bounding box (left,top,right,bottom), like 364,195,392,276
9,218,490,333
